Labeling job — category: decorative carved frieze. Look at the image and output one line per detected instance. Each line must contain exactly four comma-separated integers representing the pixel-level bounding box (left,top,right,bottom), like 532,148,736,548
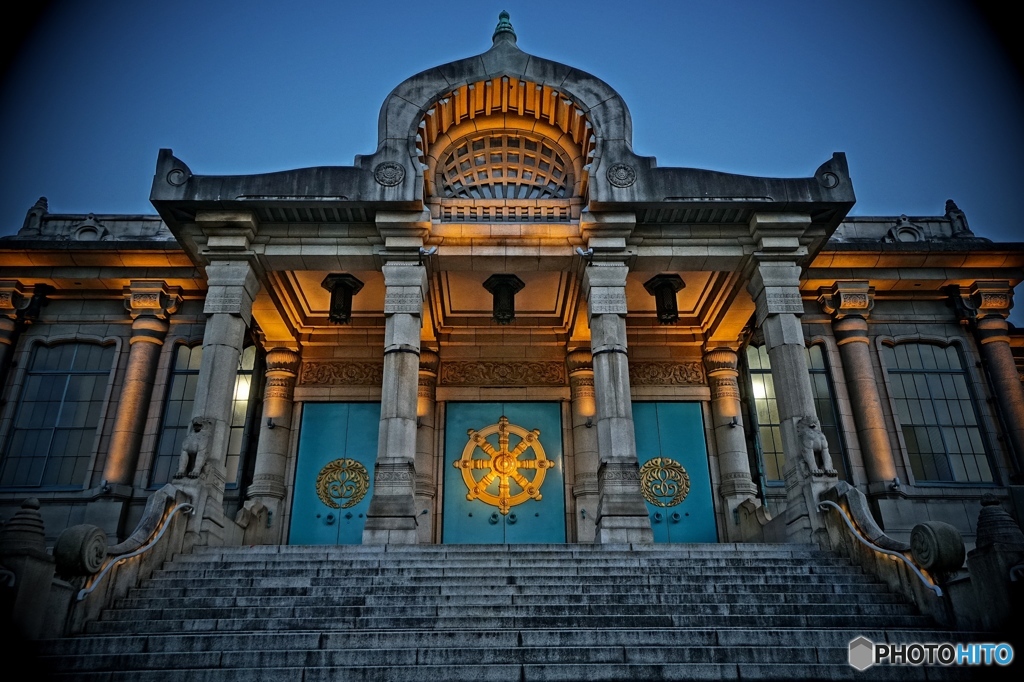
299,361,384,385
439,361,567,386
383,291,424,315
628,362,705,386
951,280,1013,322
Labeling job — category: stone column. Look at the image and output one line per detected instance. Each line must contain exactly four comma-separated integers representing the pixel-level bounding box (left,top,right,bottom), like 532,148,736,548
103,281,181,486
362,261,428,544
819,281,897,487
245,347,300,542
704,348,758,540
414,350,439,543
180,257,261,546
0,281,25,385
567,348,600,542
747,213,832,544
954,281,1024,477
583,263,653,544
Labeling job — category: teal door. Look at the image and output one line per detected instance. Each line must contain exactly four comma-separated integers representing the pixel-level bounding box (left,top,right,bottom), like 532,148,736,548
633,402,717,543
289,402,380,544
443,402,565,543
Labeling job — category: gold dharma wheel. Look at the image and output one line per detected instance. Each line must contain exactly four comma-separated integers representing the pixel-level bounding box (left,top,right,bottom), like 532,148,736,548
454,415,553,515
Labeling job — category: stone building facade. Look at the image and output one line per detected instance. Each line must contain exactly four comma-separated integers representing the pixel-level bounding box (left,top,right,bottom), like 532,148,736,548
1,14,1022,550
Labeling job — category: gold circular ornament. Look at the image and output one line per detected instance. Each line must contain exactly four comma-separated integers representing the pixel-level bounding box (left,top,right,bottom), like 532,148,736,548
640,457,690,507
315,458,370,509
454,415,554,515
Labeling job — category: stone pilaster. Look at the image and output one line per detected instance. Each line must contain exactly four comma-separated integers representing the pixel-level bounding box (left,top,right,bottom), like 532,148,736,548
104,281,181,487
0,281,26,387
818,281,897,488
583,261,653,544
363,261,428,544
179,215,261,547
747,213,831,544
246,347,300,542
415,349,439,543
704,347,758,540
953,281,1024,478
567,348,600,542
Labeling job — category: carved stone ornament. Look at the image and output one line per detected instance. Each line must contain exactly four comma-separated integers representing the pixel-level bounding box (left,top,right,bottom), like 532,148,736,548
640,458,691,507
440,361,566,386
124,281,182,320
299,361,384,385
818,281,874,320
629,362,705,386
383,291,423,315
588,291,628,315
606,163,636,188
316,458,370,509
374,162,406,187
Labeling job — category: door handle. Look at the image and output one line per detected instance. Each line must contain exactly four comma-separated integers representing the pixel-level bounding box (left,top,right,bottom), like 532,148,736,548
670,512,681,524
324,513,336,525
652,512,663,523
489,512,500,525
507,512,518,525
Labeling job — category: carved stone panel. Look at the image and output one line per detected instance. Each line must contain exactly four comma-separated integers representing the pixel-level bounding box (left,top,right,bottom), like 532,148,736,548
629,362,705,386
299,361,385,385
439,361,567,386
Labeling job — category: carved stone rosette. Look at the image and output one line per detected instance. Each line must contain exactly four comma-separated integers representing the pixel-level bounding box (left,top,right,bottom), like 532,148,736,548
439,361,566,386
629,362,705,386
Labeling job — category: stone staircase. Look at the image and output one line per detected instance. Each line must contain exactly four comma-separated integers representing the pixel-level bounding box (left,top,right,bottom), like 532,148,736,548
39,543,976,680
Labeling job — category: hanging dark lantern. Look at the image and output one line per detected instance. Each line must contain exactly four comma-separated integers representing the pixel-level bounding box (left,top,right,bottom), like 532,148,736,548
483,274,525,325
321,274,364,325
643,274,685,324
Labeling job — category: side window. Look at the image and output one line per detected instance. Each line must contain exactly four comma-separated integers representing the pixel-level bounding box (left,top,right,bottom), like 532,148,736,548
149,344,258,488
881,343,992,483
806,344,850,482
150,345,202,487
745,345,783,484
744,343,849,484
0,343,115,488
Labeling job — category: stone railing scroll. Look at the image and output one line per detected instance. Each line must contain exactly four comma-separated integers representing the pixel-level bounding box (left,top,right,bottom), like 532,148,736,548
818,482,956,627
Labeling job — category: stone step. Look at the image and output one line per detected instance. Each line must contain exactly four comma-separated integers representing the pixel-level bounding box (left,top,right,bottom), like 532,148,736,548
126,580,895,599
116,589,906,610
99,601,919,623
164,555,854,568
152,563,863,578
47,661,962,681
84,613,937,634
39,627,981,657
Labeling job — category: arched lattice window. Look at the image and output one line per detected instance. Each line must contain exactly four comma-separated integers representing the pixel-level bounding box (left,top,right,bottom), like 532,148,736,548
881,343,993,483
1,343,114,488
436,133,571,200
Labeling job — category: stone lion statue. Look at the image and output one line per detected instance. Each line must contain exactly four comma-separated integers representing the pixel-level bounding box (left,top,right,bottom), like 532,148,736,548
796,416,837,477
174,417,214,479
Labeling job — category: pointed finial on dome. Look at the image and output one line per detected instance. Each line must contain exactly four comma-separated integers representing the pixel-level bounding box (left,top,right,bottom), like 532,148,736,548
492,10,517,44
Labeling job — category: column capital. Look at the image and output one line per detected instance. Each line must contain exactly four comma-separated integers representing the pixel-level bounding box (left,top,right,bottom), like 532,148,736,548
748,212,811,256
196,210,258,253
747,260,804,327
0,280,26,319
203,260,261,323
703,347,739,375
566,348,594,374
382,262,428,316
265,347,300,376
583,263,629,318
123,280,182,320
818,280,874,320
419,349,440,375
580,211,635,256
951,280,1014,323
